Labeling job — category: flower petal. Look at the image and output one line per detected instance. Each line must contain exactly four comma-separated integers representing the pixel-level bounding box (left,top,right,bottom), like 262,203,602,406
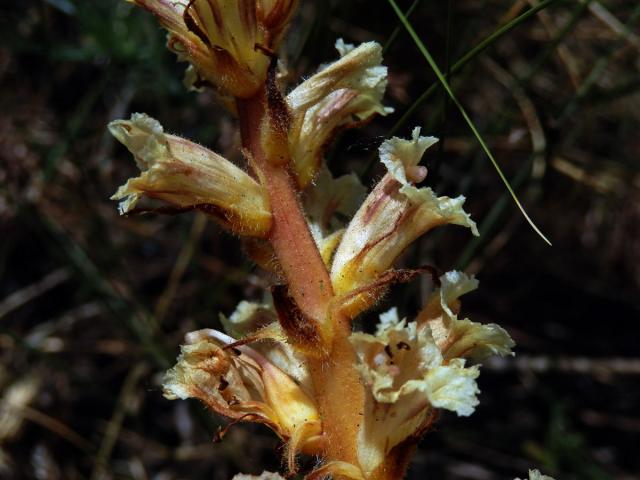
379,127,437,186
287,40,393,187
421,358,480,417
110,113,271,236
163,329,320,442
417,271,515,361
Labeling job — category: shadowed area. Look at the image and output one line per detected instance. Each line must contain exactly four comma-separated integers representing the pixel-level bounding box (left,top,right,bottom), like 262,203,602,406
1,0,639,479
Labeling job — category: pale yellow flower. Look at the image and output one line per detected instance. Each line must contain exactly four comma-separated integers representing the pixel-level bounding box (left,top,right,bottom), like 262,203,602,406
287,40,393,187
110,113,271,236
350,308,480,476
331,128,478,318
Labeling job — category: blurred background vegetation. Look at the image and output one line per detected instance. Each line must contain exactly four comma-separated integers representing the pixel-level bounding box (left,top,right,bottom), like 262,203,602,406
1,0,639,479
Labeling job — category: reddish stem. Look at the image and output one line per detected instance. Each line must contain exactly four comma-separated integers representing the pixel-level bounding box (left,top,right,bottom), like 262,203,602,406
237,95,332,322
237,92,366,476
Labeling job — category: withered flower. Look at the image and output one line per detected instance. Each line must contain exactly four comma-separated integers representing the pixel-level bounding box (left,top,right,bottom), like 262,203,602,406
129,0,298,97
331,128,478,318
163,329,322,459
220,300,313,392
287,40,394,187
110,113,271,236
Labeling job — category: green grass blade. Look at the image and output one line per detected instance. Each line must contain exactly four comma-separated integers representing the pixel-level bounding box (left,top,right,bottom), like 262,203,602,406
387,0,561,138
359,0,560,177
388,0,552,246
383,0,422,54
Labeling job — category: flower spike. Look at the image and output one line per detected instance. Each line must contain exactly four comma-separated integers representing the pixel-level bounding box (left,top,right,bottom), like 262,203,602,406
110,0,524,474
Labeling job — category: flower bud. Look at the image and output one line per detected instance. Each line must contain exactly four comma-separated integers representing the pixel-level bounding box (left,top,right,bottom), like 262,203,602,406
110,113,271,236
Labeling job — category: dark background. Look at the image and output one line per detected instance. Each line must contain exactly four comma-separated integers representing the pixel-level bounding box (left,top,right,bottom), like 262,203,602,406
1,0,639,479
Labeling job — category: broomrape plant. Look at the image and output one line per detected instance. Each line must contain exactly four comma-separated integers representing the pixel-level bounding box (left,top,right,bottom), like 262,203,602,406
109,1,553,479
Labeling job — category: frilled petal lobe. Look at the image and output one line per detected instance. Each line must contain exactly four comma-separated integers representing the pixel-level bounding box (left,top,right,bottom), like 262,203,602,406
287,40,393,187
417,271,515,361
515,470,556,480
350,309,480,476
110,113,271,236
163,329,321,445
331,128,478,318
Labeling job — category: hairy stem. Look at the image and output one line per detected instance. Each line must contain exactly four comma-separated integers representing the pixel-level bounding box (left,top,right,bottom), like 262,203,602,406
237,95,332,321
237,92,365,476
